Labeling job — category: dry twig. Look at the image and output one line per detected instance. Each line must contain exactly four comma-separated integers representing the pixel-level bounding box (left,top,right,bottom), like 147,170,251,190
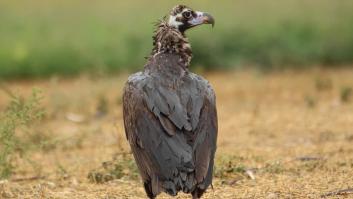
321,188,353,198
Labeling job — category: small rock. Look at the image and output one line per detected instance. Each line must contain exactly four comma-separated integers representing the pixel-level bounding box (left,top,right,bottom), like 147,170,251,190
45,181,56,189
71,178,79,186
66,113,86,123
245,169,256,180
266,193,278,199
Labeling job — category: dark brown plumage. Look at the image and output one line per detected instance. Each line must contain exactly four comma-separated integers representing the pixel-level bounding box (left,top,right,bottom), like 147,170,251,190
123,5,217,199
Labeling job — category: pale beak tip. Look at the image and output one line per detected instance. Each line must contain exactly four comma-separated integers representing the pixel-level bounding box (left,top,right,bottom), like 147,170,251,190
202,13,215,28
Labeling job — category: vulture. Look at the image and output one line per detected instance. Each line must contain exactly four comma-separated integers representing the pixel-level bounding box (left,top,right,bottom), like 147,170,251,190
123,5,217,199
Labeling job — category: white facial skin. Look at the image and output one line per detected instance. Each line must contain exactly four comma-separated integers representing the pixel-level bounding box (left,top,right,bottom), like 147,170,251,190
168,8,190,28
188,11,206,27
168,15,183,28
168,8,211,30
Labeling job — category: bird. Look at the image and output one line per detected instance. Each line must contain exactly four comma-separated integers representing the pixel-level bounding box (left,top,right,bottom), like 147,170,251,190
123,5,217,199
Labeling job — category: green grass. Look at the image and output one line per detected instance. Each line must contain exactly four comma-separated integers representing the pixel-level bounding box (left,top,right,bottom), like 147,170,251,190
0,88,44,179
1,0,353,78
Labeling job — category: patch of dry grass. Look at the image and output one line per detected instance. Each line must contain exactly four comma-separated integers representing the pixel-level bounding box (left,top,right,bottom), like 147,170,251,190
0,68,353,198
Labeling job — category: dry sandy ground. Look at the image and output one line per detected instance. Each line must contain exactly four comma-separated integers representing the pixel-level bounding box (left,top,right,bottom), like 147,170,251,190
1,68,353,198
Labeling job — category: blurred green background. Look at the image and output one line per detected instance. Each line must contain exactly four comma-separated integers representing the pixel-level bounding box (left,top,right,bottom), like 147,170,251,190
1,0,353,78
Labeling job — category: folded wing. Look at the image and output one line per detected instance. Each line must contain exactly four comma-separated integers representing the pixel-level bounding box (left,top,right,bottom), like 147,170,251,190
123,71,217,196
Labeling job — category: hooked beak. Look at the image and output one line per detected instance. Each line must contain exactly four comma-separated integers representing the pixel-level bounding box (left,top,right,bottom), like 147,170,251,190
189,11,215,28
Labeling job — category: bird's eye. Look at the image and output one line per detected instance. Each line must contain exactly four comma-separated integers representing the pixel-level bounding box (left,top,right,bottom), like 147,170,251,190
183,11,192,19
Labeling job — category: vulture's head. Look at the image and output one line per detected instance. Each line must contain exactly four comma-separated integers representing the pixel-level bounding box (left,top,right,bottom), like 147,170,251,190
168,5,215,33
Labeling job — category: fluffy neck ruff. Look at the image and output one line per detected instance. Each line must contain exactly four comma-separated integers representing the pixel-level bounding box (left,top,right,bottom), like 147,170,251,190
150,19,192,68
